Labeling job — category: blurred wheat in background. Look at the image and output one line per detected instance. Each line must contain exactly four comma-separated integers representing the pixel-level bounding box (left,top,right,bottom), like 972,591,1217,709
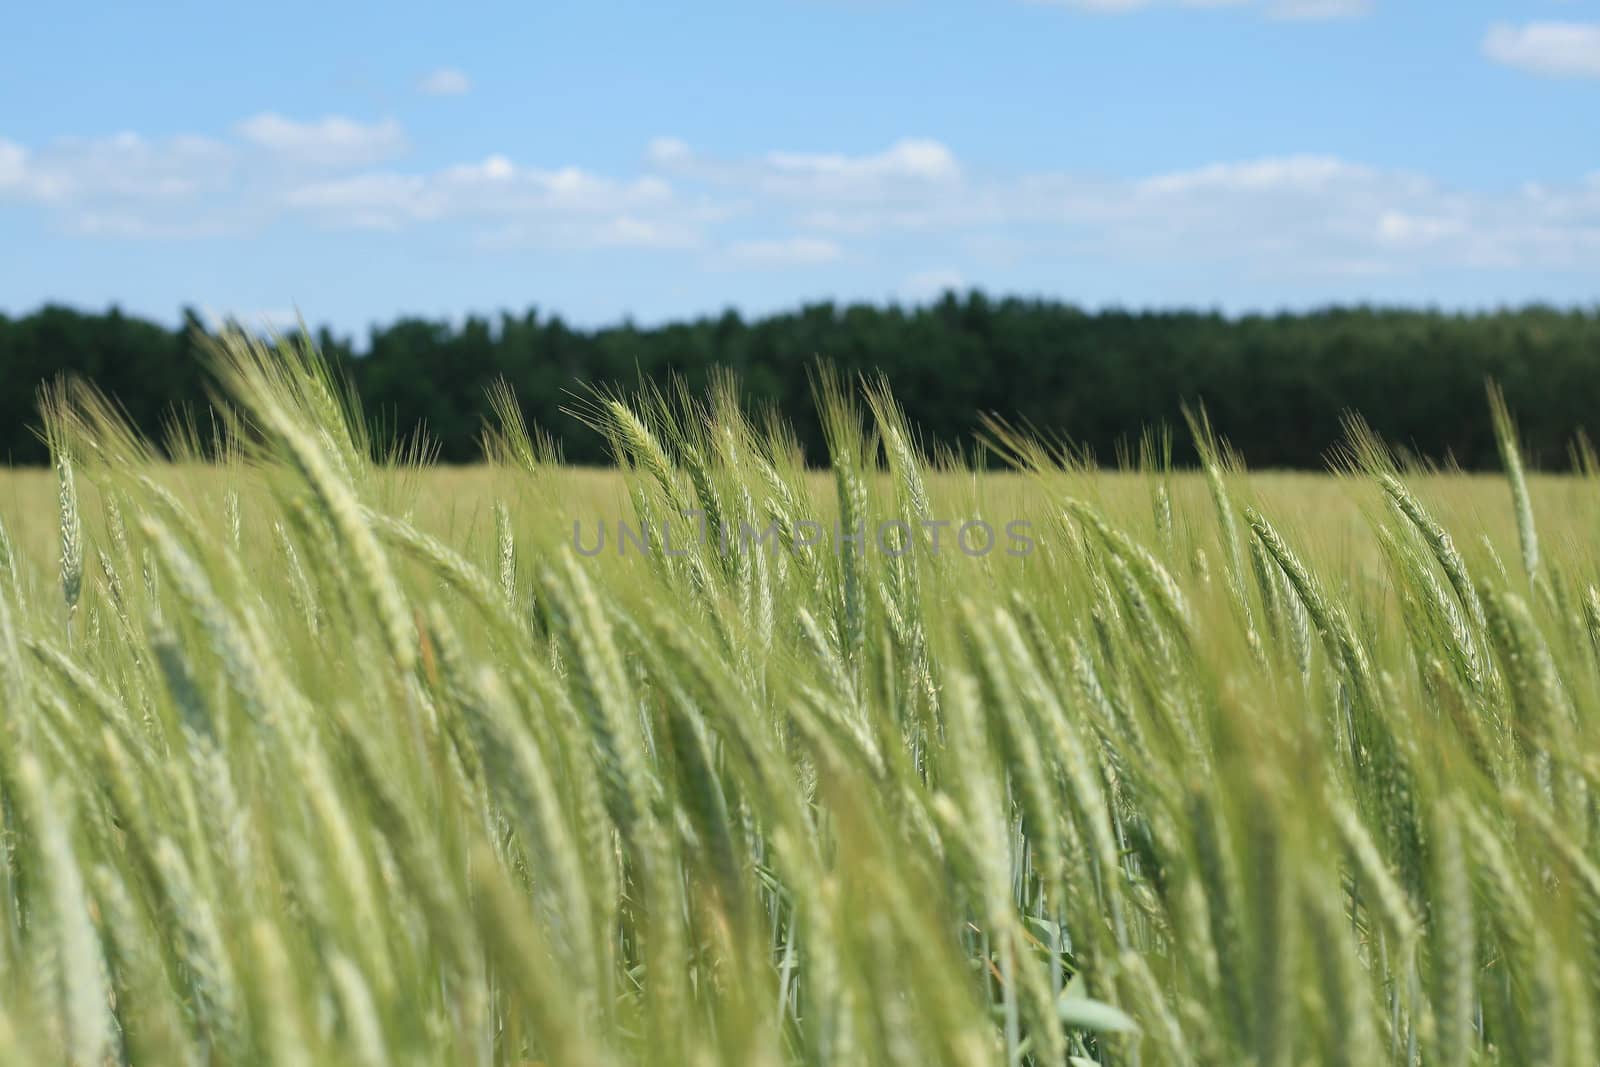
0,331,1596,1065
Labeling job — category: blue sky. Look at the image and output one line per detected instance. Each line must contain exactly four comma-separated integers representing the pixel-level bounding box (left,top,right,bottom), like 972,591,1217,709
1,1,1597,336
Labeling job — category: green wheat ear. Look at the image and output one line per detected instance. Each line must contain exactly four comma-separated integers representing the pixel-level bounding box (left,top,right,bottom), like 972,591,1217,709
1487,381,1539,581
15,755,111,1067
56,449,82,621
0,351,1595,1065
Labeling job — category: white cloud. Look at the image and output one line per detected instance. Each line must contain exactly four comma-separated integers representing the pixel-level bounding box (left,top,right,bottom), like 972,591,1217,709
234,113,408,167
726,237,842,267
1,124,688,244
0,132,236,203
1036,0,1150,10
417,67,471,96
0,131,243,238
646,137,693,167
281,173,431,230
1483,22,1600,80
1033,0,1244,9
201,306,303,332
1375,211,1465,248
0,120,703,249
900,269,967,302
651,136,960,200
1268,0,1369,19
473,212,704,253
5,120,1598,285
283,154,678,246
1095,157,1600,272
590,217,702,249
636,138,1600,276
66,212,237,240
1136,155,1378,195
1031,0,1367,17
0,139,27,190
763,138,960,191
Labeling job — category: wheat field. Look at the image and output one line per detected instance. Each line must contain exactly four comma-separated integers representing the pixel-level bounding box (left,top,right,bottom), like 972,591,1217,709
0,333,1597,1066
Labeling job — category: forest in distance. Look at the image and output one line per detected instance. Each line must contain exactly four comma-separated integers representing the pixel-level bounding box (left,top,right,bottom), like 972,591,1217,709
3,295,1599,469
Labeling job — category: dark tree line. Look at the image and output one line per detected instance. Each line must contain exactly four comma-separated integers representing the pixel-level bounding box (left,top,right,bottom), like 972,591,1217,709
4,295,1599,469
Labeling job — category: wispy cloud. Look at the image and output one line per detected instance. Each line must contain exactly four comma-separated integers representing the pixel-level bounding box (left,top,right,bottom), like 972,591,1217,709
725,237,843,267
417,67,472,96
0,132,235,204
283,154,680,250
0,140,28,191
1483,22,1600,80
3,120,1597,281
649,138,1600,275
645,137,694,168
1029,0,1370,19
0,117,405,237
1269,0,1369,20
761,139,960,195
234,113,408,167
1134,155,1379,195
900,269,967,302
200,306,304,333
